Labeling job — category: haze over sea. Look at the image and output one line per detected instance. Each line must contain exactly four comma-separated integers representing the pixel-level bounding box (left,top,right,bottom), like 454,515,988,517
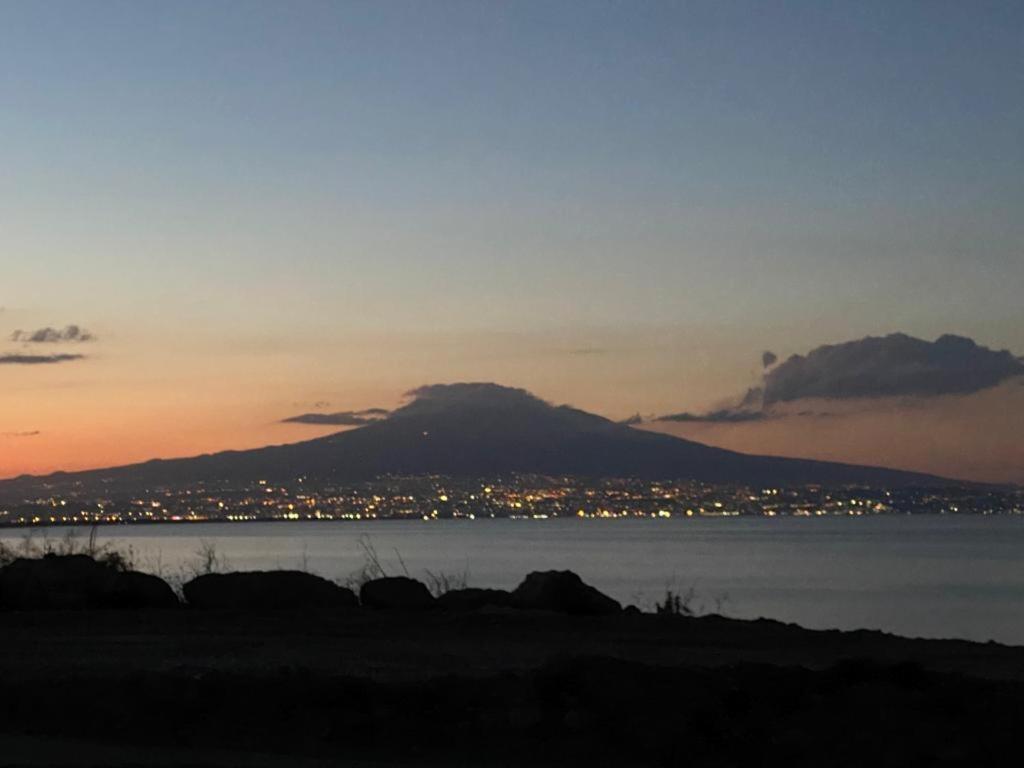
4,515,1020,645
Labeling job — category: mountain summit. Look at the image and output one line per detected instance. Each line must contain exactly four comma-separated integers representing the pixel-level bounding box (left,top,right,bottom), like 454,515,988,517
0,383,951,498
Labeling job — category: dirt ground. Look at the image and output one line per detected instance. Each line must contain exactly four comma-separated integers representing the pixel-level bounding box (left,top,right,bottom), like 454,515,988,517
0,608,1021,766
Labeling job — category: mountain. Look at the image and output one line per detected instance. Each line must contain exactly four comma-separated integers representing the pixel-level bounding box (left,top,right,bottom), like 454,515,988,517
0,383,955,499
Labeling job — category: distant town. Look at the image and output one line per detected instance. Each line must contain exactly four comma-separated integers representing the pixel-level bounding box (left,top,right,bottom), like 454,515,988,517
0,475,1020,527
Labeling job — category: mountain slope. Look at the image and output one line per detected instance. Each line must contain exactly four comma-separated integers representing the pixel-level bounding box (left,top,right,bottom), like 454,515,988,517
0,383,954,498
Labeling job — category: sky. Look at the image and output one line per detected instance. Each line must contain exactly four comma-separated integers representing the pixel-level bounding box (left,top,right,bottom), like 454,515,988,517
1,1,1022,481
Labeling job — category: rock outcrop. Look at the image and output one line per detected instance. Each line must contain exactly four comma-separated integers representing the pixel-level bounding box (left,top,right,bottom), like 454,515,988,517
183,571,357,610
360,576,435,610
0,554,178,610
436,587,512,611
103,570,181,609
510,570,621,615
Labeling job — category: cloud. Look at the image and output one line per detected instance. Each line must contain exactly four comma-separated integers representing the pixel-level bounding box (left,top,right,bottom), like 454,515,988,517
401,383,551,414
0,353,85,365
653,382,768,424
404,382,538,403
656,409,767,424
762,350,777,368
653,333,1024,425
2,430,40,438
763,333,1024,403
282,408,390,426
11,325,95,343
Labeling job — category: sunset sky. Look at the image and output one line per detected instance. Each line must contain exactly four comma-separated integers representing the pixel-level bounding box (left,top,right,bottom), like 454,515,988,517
2,2,1022,482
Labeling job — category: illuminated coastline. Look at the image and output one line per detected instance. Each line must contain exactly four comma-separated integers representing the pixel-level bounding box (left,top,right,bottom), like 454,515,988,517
1,474,1020,527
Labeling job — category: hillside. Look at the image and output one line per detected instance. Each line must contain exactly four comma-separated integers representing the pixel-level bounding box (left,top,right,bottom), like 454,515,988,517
0,383,951,499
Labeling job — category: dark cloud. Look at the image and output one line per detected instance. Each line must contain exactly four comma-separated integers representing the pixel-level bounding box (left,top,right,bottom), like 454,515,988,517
656,409,766,424
403,383,542,407
763,333,1024,403
762,350,778,368
283,408,390,426
658,388,767,423
0,353,85,365
11,325,95,343
654,333,1023,425
2,430,40,438
394,382,585,423
738,386,764,409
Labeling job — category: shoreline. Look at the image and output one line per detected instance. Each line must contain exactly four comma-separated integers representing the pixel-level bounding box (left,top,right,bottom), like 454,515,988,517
2,508,1024,531
4,519,1023,646
1,554,1021,763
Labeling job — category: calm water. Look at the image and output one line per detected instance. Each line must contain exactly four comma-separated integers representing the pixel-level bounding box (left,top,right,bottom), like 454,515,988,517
3,516,1022,645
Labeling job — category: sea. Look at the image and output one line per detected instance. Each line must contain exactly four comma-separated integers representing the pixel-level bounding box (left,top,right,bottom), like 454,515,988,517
2,515,1021,645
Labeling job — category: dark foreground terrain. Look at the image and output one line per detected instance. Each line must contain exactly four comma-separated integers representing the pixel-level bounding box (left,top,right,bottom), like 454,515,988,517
1,607,1023,767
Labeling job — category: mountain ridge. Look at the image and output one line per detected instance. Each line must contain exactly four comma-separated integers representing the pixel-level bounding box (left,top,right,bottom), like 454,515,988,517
0,383,960,498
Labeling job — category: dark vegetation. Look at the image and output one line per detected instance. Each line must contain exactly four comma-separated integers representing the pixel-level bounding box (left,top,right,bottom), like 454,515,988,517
656,587,696,616
0,524,134,571
0,532,177,610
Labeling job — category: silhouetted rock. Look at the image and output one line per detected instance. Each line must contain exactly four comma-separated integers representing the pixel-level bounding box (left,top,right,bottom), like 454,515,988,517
360,576,435,610
0,554,109,609
183,571,357,610
436,587,512,611
511,570,621,615
0,554,179,610
105,571,180,609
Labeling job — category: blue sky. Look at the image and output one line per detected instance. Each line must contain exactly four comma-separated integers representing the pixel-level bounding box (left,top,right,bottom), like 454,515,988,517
1,1,1022,476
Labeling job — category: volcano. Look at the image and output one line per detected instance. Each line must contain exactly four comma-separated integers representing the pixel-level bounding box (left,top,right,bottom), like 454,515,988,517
0,383,952,498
